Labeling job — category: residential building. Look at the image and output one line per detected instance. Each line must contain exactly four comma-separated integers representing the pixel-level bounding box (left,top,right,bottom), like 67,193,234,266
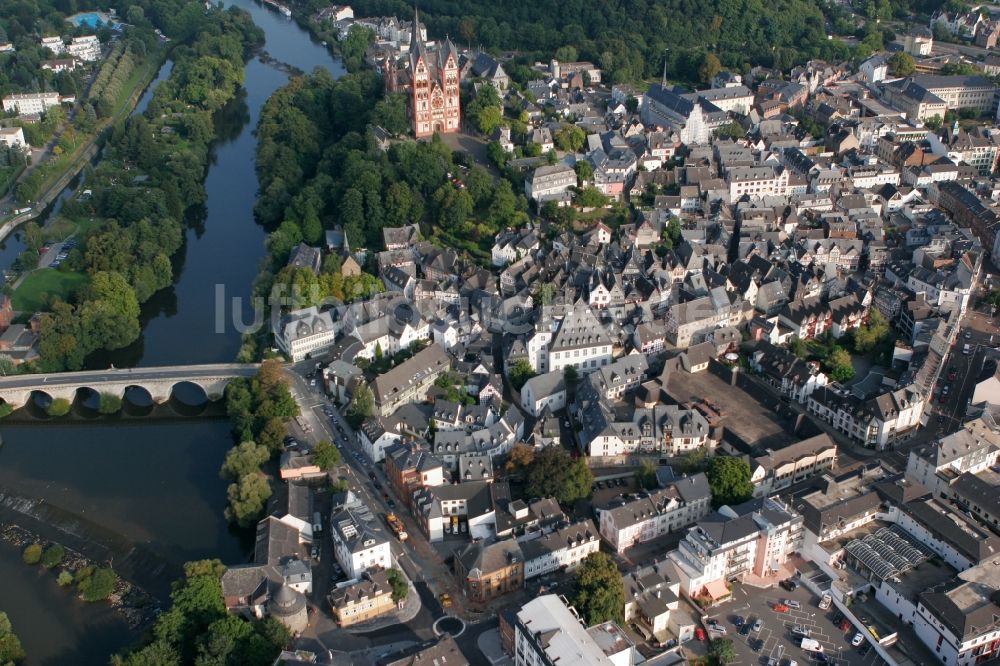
749,434,838,497
599,474,712,552
520,370,567,417
65,35,101,61
521,519,601,579
906,419,1000,498
413,480,496,542
513,594,625,666
273,306,337,362
807,385,924,450
384,443,446,502
330,507,393,580
329,567,398,627
669,497,803,599
370,344,451,416
914,561,1000,666
0,127,26,149
622,559,695,645
453,539,524,603
385,635,471,666
2,92,61,115
525,164,576,202
749,342,829,404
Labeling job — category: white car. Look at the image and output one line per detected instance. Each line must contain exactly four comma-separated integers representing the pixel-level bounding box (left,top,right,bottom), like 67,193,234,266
851,632,865,647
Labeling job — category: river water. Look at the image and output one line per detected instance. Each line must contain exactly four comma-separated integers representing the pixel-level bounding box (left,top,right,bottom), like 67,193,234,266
0,5,343,664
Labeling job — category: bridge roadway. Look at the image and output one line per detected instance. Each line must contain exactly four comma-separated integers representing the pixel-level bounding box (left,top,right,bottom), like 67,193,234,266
0,363,260,407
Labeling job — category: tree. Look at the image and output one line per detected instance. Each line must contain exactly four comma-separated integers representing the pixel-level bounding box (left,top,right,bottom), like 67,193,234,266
525,447,593,507
824,345,855,383
571,553,624,625
386,568,408,604
505,443,536,472
709,637,738,665
0,612,25,665
220,442,270,480
680,446,709,473
699,53,722,84
99,393,122,414
40,544,65,569
925,114,943,130
58,570,74,586
574,160,593,184
888,52,915,77
256,417,288,455
346,381,375,427
507,359,537,391
22,544,42,565
47,398,72,416
78,567,117,601
313,440,341,471
224,473,272,528
554,124,586,152
706,456,754,509
576,187,609,208
636,460,658,490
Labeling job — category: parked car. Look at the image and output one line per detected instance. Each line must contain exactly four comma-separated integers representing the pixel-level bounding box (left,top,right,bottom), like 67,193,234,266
752,619,763,632
773,603,789,613
948,367,958,381
791,624,810,637
780,579,798,591
695,627,706,641
852,632,865,647
785,599,801,610
368,471,376,480
839,619,852,632
733,615,744,627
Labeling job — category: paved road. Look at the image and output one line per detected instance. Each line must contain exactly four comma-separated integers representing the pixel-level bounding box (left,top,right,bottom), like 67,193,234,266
0,363,259,391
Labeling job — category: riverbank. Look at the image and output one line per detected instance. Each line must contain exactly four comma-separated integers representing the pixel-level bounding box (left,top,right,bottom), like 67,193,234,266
0,43,169,245
0,523,159,629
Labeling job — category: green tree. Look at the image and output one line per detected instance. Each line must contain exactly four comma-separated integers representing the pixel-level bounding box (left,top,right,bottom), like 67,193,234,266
98,393,122,414
680,447,709,473
40,544,65,569
256,417,288,455
47,398,72,417
706,456,754,508
888,52,915,77
0,404,12,420
313,440,341,471
508,359,537,391
525,446,593,507
576,187,609,208
824,345,855,382
78,567,117,601
571,553,624,625
346,381,375,427
220,442,270,480
0,611,25,665
574,159,593,184
386,568,408,603
708,637,738,665
636,460,658,490
22,544,42,565
554,124,586,152
224,473,272,528
57,570,74,586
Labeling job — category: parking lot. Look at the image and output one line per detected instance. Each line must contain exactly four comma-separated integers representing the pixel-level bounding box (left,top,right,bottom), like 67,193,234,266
704,581,886,666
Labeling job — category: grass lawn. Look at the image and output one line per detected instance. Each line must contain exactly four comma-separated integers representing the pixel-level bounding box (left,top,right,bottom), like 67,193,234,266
12,269,89,312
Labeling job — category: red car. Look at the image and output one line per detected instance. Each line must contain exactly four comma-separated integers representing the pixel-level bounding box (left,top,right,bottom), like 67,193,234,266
773,603,789,613
695,627,706,641
839,619,852,632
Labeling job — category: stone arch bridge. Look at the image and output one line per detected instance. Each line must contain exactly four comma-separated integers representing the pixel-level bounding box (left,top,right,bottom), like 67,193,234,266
0,364,260,408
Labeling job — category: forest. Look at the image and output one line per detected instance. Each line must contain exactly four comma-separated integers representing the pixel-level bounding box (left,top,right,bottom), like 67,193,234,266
30,1,264,372
331,0,965,84
255,71,529,267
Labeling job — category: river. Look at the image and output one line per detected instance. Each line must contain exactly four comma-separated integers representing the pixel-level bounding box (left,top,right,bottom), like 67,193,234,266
0,5,343,664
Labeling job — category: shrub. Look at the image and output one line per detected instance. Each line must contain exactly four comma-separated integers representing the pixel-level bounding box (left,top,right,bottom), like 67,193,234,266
78,567,116,601
0,403,12,418
57,570,74,586
40,544,65,568
98,393,122,414
47,398,72,416
22,543,43,565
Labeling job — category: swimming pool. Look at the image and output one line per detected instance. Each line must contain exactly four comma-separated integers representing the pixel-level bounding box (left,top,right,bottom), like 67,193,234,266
71,12,105,28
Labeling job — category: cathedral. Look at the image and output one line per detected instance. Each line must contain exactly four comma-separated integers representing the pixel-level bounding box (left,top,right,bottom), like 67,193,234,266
386,10,461,138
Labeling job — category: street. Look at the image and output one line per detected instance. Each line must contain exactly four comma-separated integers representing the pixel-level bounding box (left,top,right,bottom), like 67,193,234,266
281,365,501,665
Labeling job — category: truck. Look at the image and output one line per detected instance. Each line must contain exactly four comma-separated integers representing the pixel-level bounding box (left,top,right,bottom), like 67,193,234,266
819,593,832,610
800,638,823,653
386,513,408,541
